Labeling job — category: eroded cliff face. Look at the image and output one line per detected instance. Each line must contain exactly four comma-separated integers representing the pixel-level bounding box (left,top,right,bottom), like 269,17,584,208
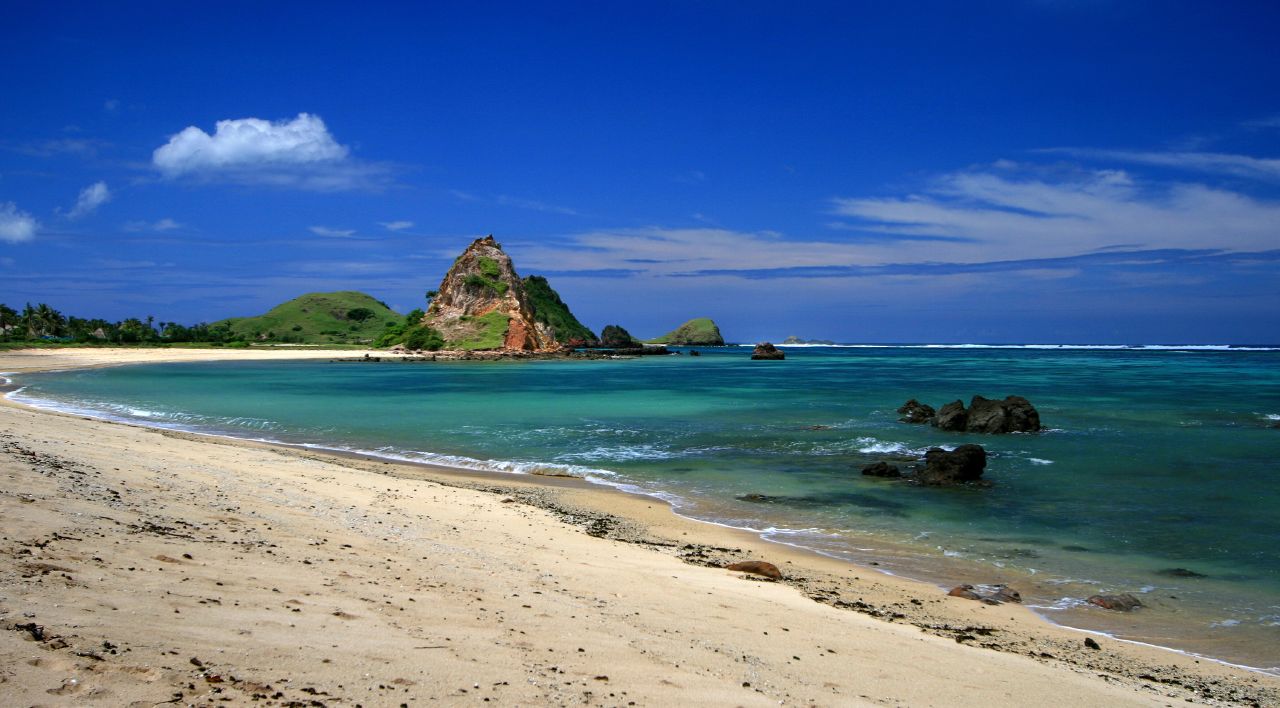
423,235,558,351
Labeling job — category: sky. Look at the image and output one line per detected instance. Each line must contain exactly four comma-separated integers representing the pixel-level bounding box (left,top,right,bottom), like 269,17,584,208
2,1,1278,344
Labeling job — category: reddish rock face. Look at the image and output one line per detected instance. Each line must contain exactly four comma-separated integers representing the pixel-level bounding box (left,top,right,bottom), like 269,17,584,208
424,235,559,352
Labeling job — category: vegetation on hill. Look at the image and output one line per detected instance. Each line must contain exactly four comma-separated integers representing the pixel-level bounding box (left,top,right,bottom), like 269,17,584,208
374,309,445,351
220,291,400,344
522,276,598,345
646,318,725,345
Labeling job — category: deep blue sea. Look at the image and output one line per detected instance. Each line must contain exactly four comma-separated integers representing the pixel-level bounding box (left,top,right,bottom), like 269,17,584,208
7,345,1280,671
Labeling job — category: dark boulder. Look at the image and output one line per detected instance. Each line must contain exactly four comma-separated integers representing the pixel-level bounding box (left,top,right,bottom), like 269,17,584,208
599,324,641,348
918,444,987,485
966,395,1041,434
751,342,785,360
1156,568,1207,579
1087,593,1143,611
932,400,968,431
897,399,936,424
861,461,902,478
725,560,783,580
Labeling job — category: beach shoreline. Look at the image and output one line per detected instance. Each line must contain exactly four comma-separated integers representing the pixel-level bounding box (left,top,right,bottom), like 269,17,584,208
1,347,1276,705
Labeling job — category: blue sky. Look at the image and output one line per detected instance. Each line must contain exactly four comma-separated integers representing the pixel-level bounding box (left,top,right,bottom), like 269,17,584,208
2,1,1278,343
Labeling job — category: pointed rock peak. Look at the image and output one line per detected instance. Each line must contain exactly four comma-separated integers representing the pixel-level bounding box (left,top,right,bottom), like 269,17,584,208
425,235,559,351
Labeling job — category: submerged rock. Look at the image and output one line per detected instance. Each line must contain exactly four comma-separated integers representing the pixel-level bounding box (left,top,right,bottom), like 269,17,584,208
1087,593,1144,611
751,342,785,360
897,399,936,424
1157,567,1208,578
725,560,783,580
860,461,902,478
918,444,987,485
932,400,968,431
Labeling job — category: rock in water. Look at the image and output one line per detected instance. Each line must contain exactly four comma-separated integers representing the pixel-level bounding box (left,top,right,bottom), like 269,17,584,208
1087,593,1144,611
897,399,936,424
965,395,1041,433
751,342,785,360
599,324,641,348
725,561,783,580
648,318,725,346
932,400,968,431
861,461,902,478
424,235,558,351
918,444,987,485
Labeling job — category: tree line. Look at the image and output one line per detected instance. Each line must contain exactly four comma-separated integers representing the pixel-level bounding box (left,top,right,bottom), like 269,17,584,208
0,302,243,345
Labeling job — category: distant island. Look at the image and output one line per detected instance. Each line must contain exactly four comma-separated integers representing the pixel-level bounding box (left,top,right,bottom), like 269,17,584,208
781,336,836,345
646,318,725,346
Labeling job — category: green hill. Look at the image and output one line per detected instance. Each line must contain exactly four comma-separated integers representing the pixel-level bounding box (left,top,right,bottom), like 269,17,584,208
220,291,401,344
646,318,725,345
522,275,599,346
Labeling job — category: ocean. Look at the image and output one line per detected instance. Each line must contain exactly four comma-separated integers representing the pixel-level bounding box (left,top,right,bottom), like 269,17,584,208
7,345,1280,672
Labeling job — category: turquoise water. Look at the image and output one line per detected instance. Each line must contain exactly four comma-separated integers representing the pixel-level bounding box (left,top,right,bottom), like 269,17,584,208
8,346,1280,670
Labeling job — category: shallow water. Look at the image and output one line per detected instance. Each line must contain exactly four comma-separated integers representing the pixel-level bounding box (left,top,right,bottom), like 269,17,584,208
9,345,1280,670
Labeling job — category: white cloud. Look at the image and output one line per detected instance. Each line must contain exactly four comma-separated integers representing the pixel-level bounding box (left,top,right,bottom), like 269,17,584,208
0,202,38,243
379,220,414,231
1046,148,1280,182
513,163,1280,278
123,218,182,232
68,181,111,219
309,225,356,238
154,113,347,175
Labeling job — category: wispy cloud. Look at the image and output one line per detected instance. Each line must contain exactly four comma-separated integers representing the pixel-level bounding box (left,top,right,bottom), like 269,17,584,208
379,220,414,231
1045,147,1280,181
122,218,183,232
308,225,357,238
513,161,1280,280
0,202,39,243
449,189,579,215
152,113,389,191
68,181,111,219
2,137,108,158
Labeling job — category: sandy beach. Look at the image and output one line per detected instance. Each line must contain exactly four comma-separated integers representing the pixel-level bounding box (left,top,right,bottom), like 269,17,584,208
1,348,1276,706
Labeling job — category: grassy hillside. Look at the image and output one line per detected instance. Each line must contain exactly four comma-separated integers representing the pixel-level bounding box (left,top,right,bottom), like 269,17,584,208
221,291,401,344
522,275,598,345
646,318,724,345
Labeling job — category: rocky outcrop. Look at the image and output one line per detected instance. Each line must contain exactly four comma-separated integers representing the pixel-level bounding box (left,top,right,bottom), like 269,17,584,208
751,342,785,360
725,560,783,580
521,275,598,346
932,401,968,431
861,461,902,478
423,236,558,352
947,584,1022,605
599,324,640,348
917,445,987,485
965,395,1041,433
1087,593,1143,611
648,318,725,346
923,396,1041,433
897,399,935,424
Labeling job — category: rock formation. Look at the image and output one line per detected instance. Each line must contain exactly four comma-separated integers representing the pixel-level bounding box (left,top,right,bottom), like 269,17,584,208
423,236,559,352
521,275,599,347
917,444,987,485
965,395,1041,433
751,342,785,360
599,324,641,348
861,461,902,478
724,560,783,580
1087,593,1143,611
921,395,1042,433
897,399,936,424
648,318,725,346
932,400,968,431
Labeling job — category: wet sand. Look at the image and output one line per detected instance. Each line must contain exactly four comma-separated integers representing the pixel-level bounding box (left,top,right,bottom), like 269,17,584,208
1,347,1276,706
